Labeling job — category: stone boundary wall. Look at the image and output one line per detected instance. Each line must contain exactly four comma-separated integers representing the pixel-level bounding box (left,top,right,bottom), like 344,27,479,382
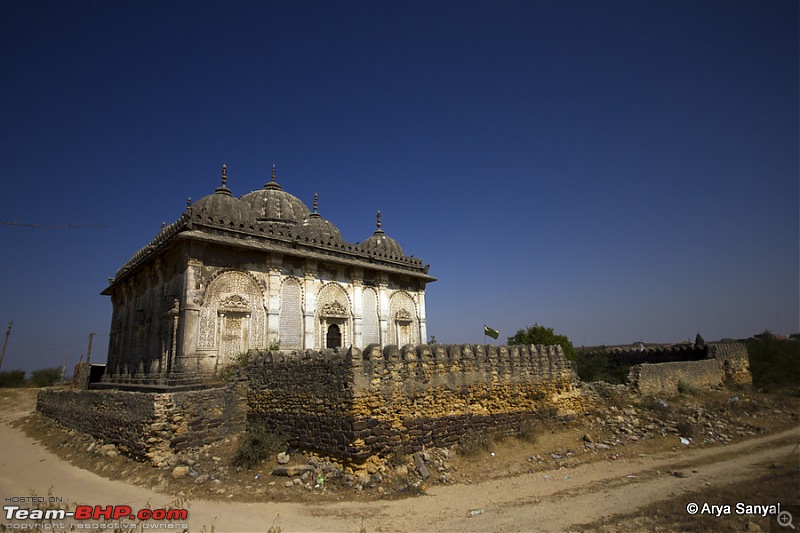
582,344,708,367
244,343,587,459
627,359,723,396
625,342,750,396
244,349,357,457
38,341,750,463
707,342,751,384
37,384,245,464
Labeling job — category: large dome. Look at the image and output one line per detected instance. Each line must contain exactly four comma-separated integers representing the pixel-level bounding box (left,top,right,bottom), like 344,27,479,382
240,167,310,224
192,165,255,224
296,194,344,245
359,211,405,257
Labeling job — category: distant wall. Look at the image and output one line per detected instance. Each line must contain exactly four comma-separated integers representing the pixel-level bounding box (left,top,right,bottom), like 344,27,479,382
708,342,751,384
628,359,722,396
625,342,750,396
37,383,245,464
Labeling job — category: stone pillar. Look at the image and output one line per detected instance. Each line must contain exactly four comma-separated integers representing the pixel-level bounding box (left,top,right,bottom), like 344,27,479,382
377,273,390,348
177,258,202,375
417,289,427,345
303,261,318,350
352,270,363,349
267,255,283,344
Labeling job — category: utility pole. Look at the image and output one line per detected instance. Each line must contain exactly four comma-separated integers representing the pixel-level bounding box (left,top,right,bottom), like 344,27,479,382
62,351,69,381
0,321,12,371
85,333,95,365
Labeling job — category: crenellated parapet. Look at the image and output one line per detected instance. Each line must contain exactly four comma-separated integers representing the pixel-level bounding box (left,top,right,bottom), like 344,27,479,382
352,343,576,390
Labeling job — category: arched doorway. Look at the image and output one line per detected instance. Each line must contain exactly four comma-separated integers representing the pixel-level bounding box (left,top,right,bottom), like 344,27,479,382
326,324,342,349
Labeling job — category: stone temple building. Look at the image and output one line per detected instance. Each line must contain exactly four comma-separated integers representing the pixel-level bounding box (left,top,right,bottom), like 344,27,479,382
100,165,435,386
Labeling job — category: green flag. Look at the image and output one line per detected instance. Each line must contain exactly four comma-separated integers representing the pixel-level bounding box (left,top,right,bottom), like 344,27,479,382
484,325,499,339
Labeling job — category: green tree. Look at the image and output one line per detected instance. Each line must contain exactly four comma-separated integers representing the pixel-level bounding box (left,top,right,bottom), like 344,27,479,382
508,324,575,359
0,370,26,388
30,367,62,387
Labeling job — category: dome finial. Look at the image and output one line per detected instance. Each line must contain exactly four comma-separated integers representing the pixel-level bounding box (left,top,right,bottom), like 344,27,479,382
187,197,192,208
271,164,276,182
221,164,227,187
313,193,318,212
376,210,382,230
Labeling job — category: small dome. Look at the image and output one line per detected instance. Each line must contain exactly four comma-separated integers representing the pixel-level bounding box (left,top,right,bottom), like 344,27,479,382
240,166,310,224
192,165,255,223
360,211,405,257
296,194,344,245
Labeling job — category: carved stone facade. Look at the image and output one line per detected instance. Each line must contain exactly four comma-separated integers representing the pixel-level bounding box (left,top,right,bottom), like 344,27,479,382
101,165,435,385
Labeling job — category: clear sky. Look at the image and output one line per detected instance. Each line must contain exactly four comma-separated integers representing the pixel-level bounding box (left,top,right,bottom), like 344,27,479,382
1,0,797,375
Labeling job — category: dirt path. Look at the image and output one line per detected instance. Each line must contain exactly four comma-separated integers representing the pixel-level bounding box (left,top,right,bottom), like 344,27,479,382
1,391,797,532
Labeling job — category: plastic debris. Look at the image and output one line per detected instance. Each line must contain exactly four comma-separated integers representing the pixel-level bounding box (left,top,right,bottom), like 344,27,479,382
469,509,484,517
680,437,690,445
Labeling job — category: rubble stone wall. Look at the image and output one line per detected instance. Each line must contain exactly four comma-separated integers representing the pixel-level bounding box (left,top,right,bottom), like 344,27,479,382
244,350,357,457
243,343,586,459
627,359,723,396
707,342,751,384
39,340,751,463
36,384,245,463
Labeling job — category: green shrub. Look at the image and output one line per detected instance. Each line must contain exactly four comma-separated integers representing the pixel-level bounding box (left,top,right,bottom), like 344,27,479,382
0,370,26,388
458,431,495,456
677,380,699,395
508,324,575,359
30,367,62,387
517,419,542,443
746,335,800,393
571,347,631,384
232,420,287,469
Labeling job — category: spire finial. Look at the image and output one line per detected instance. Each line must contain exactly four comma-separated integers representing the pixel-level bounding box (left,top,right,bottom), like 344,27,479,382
376,210,382,230
221,164,227,187
271,164,276,182
313,193,318,212
187,197,192,208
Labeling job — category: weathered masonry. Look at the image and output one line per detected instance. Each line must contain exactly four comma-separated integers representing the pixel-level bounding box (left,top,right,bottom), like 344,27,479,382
38,342,586,462
37,340,751,463
99,165,435,387
246,343,588,459
578,341,752,396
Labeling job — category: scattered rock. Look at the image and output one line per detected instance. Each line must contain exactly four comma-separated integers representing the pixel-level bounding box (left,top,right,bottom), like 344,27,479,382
417,464,431,480
271,465,315,477
171,466,190,479
582,434,594,444
277,452,290,464
194,474,209,485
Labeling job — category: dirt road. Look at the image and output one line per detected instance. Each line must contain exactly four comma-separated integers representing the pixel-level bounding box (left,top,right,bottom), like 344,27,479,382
1,390,797,532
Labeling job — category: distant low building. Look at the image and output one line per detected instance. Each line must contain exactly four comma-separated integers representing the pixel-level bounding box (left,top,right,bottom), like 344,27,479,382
101,165,434,385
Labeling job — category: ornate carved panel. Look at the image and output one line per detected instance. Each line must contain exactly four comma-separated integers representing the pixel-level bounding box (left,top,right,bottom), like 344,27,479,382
198,270,266,350
279,279,303,349
361,288,379,346
389,291,418,347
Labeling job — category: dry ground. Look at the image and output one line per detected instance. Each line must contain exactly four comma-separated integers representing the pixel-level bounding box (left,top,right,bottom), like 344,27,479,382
0,385,798,532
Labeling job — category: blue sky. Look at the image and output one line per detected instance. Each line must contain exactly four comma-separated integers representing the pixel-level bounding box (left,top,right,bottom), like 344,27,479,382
1,1,797,374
